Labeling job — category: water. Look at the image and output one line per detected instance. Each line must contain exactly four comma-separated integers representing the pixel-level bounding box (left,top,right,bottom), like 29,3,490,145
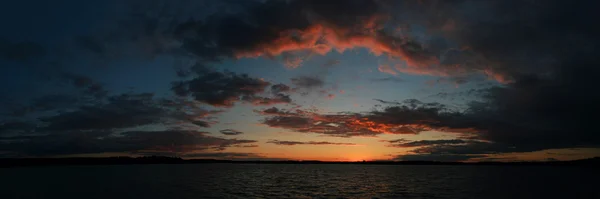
1,164,598,199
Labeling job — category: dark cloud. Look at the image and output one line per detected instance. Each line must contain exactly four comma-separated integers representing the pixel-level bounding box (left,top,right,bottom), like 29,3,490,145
116,130,256,152
182,152,288,161
373,99,402,105
395,154,487,162
267,139,358,146
270,83,291,94
191,121,211,128
369,77,405,83
260,103,433,137
237,144,259,148
61,73,108,98
408,141,515,155
170,0,411,62
254,107,301,117
77,0,440,70
290,76,325,89
172,69,270,107
172,66,293,107
2,73,108,118
220,129,243,136
182,152,254,158
0,121,36,136
404,0,600,157
0,39,45,62
242,94,292,106
38,93,217,131
383,139,467,148
12,95,79,117
0,130,256,157
39,93,166,131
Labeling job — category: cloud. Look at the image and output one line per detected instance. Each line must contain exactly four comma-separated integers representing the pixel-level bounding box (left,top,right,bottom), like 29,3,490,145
61,73,107,98
0,121,36,136
407,141,514,155
270,83,291,94
6,94,80,117
290,76,325,89
0,130,257,157
254,107,301,117
182,152,254,158
172,70,270,107
237,144,258,148
168,0,439,68
38,93,218,131
373,99,402,105
267,139,358,146
182,152,288,161
242,94,292,106
172,65,293,107
260,102,445,137
117,130,257,152
395,154,487,162
382,139,468,148
220,129,243,136
239,83,294,106
39,93,166,131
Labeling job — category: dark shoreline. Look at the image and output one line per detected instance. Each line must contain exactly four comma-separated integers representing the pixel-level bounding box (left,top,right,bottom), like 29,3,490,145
1,156,599,168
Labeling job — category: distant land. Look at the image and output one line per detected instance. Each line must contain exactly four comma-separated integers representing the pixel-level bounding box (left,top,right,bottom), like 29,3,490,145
1,156,600,168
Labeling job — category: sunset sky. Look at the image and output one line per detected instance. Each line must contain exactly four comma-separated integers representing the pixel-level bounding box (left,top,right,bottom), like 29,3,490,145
1,0,599,162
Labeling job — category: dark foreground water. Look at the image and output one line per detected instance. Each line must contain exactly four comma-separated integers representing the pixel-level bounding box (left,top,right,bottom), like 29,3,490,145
1,164,598,199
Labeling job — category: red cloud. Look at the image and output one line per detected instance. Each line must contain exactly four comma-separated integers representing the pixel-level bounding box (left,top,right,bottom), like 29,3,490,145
234,16,439,69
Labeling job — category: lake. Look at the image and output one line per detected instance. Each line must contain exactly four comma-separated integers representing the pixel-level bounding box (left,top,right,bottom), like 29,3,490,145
1,164,598,199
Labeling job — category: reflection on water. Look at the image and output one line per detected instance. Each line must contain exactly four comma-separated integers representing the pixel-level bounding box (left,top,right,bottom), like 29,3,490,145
1,164,598,199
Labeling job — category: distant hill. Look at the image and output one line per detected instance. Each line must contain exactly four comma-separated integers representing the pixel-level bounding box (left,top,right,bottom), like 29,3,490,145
1,156,599,168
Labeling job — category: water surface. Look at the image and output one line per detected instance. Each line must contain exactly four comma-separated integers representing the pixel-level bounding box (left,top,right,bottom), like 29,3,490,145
1,164,598,199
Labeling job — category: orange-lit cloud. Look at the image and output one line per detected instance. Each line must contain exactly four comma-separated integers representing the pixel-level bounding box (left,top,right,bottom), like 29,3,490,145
234,16,439,69
258,106,441,137
267,139,359,146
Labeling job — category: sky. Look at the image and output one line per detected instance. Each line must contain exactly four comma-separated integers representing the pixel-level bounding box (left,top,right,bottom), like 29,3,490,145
1,0,599,162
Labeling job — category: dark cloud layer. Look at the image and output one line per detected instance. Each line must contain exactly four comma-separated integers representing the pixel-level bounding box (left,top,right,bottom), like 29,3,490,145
259,102,437,137
172,65,292,107
396,154,486,162
39,93,213,131
267,139,357,146
0,130,256,157
404,1,600,157
383,139,467,148
220,129,243,136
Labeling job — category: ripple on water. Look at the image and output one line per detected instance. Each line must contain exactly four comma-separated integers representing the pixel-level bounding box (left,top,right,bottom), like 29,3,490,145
1,164,599,199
